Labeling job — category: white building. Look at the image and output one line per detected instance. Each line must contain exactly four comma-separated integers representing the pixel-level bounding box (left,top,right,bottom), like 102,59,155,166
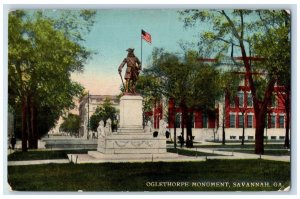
79,95,119,139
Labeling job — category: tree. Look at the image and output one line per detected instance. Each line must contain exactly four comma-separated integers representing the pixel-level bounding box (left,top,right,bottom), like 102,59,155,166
145,48,223,148
215,70,242,145
180,9,290,154
144,48,184,148
251,12,291,148
8,10,96,151
136,74,163,126
59,113,80,136
89,98,118,132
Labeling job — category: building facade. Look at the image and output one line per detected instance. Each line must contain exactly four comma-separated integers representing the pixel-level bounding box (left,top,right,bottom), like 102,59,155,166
79,95,119,139
150,76,288,142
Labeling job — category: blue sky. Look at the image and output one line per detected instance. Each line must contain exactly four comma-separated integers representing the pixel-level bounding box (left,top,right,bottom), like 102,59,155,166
71,9,201,95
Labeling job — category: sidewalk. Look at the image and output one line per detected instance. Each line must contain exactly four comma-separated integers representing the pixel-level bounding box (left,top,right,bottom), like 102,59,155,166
185,147,290,162
8,146,290,166
8,159,70,166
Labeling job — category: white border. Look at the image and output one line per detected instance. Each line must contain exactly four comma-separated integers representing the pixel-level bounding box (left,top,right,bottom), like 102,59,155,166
1,1,298,199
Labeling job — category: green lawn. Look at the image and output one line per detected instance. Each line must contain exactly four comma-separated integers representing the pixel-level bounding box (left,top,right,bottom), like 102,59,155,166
8,160,290,191
8,150,91,161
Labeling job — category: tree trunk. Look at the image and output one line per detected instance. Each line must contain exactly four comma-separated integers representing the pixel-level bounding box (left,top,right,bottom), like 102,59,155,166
241,112,245,146
181,103,186,143
27,95,34,149
222,122,226,145
186,112,193,148
284,97,290,148
173,103,177,149
30,96,38,149
21,96,28,152
255,112,266,154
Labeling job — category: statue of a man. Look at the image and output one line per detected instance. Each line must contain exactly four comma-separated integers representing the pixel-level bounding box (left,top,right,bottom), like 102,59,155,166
97,120,105,138
118,48,141,93
105,118,112,135
159,119,167,136
144,120,153,133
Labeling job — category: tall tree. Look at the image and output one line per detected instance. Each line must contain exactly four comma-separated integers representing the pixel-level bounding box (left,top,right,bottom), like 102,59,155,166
8,10,96,151
251,10,291,148
145,48,223,148
180,9,290,154
136,74,163,126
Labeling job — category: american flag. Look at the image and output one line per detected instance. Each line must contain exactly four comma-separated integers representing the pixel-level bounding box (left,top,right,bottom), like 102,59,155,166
141,29,151,44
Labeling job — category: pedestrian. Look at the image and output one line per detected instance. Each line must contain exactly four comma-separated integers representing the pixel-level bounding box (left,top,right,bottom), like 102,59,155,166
11,136,16,150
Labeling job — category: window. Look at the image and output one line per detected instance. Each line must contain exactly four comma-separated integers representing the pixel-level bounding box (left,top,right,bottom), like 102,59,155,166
230,115,236,128
202,114,208,128
238,115,244,128
271,136,277,140
230,136,236,140
247,93,253,107
271,115,276,128
279,115,284,128
279,136,285,140
248,136,254,140
239,136,243,140
238,92,244,107
247,115,253,128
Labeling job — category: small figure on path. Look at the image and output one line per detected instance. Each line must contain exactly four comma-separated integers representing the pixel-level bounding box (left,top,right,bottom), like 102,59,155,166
118,48,141,94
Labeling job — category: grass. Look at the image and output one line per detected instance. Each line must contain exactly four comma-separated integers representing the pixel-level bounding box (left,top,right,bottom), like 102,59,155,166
8,150,91,161
167,148,223,157
8,159,290,191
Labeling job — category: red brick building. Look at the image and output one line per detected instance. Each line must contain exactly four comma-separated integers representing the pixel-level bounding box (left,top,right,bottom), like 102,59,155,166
150,68,288,142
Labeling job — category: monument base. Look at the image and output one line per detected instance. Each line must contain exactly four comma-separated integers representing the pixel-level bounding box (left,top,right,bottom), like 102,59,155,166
95,133,166,154
82,94,177,162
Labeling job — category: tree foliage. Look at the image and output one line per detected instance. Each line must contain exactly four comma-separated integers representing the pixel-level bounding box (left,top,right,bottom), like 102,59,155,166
144,48,223,147
180,9,290,154
89,98,118,132
59,113,80,136
8,10,96,150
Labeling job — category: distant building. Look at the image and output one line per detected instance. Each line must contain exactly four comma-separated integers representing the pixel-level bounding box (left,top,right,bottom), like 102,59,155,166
79,94,119,139
150,57,289,142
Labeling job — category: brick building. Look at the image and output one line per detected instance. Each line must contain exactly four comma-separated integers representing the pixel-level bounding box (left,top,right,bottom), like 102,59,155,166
150,59,289,142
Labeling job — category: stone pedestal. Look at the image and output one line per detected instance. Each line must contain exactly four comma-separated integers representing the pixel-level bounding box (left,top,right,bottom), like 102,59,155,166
119,95,143,131
88,94,177,161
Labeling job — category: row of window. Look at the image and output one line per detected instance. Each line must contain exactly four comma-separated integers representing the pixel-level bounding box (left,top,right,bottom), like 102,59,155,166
175,113,212,128
230,93,253,108
229,114,285,128
230,92,278,108
230,136,286,140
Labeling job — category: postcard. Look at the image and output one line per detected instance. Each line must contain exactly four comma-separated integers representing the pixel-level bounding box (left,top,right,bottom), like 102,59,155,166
6,7,292,193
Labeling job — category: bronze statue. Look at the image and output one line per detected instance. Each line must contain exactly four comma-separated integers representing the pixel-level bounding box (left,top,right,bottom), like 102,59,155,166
118,48,141,93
